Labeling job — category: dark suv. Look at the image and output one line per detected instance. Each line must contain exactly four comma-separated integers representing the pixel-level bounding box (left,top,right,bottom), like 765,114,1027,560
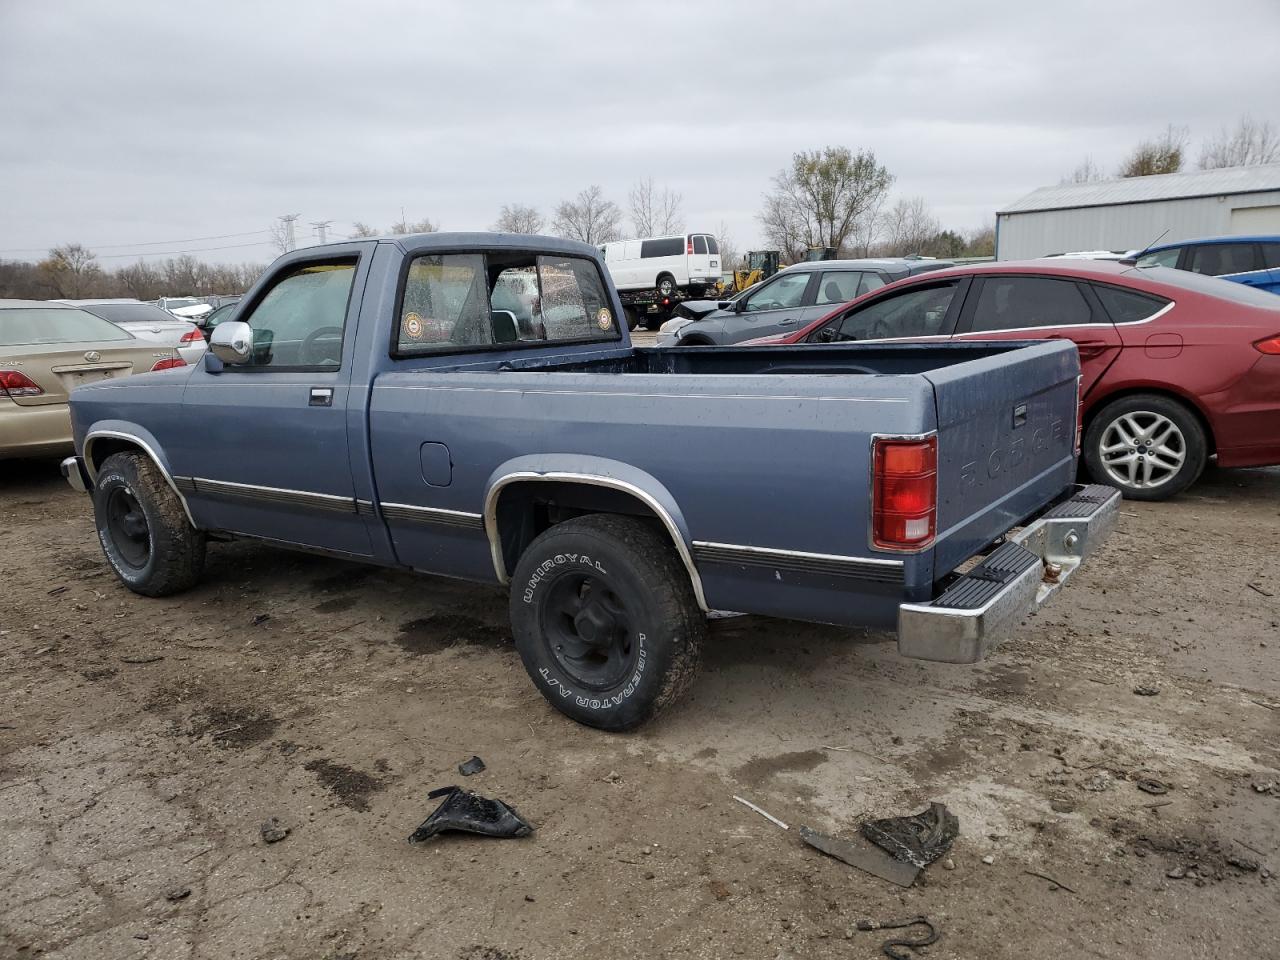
657,257,954,346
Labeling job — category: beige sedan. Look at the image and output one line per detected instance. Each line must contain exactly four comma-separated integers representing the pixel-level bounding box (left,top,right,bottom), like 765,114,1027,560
0,299,185,459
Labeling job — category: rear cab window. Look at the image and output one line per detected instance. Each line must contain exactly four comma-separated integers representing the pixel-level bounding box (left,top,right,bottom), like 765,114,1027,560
395,250,620,356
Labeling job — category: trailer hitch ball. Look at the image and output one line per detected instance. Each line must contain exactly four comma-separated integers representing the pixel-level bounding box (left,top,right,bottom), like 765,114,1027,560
1043,561,1063,584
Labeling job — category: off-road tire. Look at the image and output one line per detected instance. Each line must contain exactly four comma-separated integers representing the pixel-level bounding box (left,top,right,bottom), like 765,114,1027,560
93,451,206,596
509,514,704,731
656,274,677,298
1083,393,1207,501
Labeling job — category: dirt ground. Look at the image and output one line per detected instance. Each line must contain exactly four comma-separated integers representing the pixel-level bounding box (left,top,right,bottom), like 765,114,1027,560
2,458,1278,960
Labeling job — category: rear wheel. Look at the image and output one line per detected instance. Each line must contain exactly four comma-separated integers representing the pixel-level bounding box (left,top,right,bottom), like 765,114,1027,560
656,274,677,298
93,451,206,596
509,514,704,731
1083,394,1206,501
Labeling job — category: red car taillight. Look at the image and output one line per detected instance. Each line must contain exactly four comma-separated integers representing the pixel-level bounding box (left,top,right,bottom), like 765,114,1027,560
179,327,203,343
0,370,44,397
150,357,187,371
1254,335,1280,355
872,435,938,551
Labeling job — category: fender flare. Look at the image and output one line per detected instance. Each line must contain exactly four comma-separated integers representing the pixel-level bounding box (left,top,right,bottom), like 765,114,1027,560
483,454,708,611
83,422,196,526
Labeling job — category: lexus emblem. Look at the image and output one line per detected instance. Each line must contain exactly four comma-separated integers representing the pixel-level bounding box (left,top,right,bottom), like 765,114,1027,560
83,350,101,362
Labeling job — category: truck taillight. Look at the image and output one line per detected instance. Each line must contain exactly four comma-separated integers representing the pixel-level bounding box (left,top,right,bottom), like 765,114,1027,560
150,357,187,371
1254,335,1280,355
179,327,203,343
872,436,937,551
687,240,693,254
0,370,43,397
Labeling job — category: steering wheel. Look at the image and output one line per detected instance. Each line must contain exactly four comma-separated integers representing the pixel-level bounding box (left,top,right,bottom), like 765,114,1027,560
300,326,344,365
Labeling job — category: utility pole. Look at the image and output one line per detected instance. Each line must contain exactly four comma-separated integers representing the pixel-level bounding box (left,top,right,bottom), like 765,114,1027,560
278,213,299,251
311,220,333,244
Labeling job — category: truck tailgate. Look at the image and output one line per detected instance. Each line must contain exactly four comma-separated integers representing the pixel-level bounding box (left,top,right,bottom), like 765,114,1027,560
925,340,1079,579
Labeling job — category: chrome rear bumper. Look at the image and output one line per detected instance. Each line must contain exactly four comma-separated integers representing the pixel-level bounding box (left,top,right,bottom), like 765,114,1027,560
897,484,1120,664
61,455,90,493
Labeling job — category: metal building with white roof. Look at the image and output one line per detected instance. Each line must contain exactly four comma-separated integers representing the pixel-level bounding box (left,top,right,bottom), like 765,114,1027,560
996,163,1280,260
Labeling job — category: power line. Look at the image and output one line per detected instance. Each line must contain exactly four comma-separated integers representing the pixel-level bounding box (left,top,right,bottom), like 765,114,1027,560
0,229,274,255
94,240,280,260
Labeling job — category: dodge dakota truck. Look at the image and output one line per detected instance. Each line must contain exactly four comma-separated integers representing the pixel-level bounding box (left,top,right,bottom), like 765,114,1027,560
61,232,1119,730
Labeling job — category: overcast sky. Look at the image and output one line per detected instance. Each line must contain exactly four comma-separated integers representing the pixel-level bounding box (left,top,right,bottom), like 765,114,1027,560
2,0,1278,263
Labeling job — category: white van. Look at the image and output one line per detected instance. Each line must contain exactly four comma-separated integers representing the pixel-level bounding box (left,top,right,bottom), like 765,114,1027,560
601,233,721,296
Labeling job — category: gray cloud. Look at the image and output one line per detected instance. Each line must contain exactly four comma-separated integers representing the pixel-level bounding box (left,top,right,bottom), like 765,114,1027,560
2,0,1277,260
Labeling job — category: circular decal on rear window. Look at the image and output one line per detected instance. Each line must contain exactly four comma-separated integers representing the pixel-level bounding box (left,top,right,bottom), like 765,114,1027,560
403,312,424,339
596,307,613,330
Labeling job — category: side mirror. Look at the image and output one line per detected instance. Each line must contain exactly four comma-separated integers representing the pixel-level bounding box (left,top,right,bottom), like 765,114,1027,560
717,300,731,310
813,326,839,344
209,320,254,364
491,309,519,344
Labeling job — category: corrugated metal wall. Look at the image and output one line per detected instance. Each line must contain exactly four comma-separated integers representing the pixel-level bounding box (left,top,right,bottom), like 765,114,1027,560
996,190,1280,259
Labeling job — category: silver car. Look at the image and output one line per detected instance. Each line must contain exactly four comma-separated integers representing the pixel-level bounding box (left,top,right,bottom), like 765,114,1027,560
657,257,955,346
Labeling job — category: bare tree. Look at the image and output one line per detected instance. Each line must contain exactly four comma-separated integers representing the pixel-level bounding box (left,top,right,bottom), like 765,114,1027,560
38,243,101,298
1198,115,1280,169
1065,156,1106,184
390,217,438,235
757,146,893,262
714,220,738,271
552,185,623,245
350,221,379,238
1118,125,1187,178
492,203,545,234
629,178,683,237
962,225,996,258
878,197,942,257
268,220,292,254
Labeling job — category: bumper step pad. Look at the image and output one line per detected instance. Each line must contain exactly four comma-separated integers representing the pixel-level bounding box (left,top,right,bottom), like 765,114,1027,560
1041,483,1117,519
931,541,1040,611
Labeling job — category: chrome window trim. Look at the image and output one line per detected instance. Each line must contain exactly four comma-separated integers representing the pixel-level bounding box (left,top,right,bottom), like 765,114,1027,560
952,298,1175,338
84,429,196,526
483,471,709,611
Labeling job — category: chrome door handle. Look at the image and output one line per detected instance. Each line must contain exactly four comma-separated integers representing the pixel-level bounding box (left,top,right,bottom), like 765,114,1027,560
309,387,333,407
778,318,798,326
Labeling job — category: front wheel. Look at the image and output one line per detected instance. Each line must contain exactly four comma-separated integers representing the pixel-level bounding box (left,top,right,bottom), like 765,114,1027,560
93,452,206,596
656,274,677,298
1082,394,1206,500
509,514,705,731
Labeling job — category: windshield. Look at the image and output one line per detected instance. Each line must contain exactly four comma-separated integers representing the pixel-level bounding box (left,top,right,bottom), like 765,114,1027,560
0,307,133,346
83,302,181,324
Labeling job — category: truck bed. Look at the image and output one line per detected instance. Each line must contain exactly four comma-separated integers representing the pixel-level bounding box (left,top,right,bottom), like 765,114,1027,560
369,339,1080,628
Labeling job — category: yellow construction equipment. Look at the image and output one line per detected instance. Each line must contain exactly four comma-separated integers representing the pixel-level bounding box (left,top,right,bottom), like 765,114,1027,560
732,250,780,293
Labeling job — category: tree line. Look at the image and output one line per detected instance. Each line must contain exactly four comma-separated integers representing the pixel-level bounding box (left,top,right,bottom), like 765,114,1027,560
1068,114,1278,182
0,247,265,302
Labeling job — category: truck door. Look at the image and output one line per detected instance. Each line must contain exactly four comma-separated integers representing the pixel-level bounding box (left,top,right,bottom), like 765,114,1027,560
951,275,1121,398
168,251,373,557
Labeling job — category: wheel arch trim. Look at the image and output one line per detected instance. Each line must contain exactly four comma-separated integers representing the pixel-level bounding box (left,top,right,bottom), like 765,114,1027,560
84,426,197,527
483,461,709,612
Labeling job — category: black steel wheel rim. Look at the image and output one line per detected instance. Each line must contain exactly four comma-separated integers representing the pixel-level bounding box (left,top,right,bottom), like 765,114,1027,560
106,486,150,567
542,574,637,690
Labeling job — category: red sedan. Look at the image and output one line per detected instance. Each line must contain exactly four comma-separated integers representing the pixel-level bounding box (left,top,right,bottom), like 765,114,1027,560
744,260,1280,500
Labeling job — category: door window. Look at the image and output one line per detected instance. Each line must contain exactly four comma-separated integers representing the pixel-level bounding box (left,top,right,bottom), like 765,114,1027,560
815,271,863,305
1136,247,1181,269
820,281,961,341
858,273,887,295
706,236,719,255
742,272,810,313
1262,242,1280,269
640,238,684,258
238,260,356,369
968,277,1093,332
1187,243,1258,276
692,235,707,255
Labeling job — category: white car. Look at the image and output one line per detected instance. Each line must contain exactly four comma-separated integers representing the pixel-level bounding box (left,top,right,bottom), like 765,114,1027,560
601,233,721,296
60,299,208,364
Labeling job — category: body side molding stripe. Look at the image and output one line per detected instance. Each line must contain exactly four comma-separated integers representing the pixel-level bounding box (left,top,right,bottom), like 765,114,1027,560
379,502,484,529
692,540,905,584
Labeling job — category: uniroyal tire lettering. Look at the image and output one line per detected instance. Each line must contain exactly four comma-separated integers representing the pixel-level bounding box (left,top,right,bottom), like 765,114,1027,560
522,552,609,604
537,634,646,710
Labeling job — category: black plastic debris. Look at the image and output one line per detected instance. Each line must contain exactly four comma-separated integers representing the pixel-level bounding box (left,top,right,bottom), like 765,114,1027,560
856,916,939,960
458,756,486,777
861,802,959,869
1136,778,1169,796
408,786,534,843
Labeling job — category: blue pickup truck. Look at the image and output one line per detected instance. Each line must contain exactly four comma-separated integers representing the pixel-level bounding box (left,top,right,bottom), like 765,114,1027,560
61,233,1118,729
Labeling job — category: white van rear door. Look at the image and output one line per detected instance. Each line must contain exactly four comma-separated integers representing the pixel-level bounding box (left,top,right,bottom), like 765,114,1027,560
689,235,717,285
